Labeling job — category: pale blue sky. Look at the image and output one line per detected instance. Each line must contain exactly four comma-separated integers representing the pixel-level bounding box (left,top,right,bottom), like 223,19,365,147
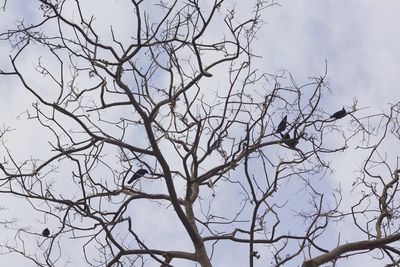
0,1,399,266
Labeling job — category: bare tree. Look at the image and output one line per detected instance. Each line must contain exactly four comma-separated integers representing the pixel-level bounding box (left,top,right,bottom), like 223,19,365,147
0,0,399,266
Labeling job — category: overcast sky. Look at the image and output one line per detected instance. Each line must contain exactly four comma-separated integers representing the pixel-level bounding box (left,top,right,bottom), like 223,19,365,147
0,1,399,266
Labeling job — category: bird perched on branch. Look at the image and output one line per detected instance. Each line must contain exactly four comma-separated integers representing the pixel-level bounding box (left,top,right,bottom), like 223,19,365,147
281,132,290,140
127,168,148,184
330,108,347,120
276,115,287,134
42,228,50,237
285,137,299,148
281,132,298,148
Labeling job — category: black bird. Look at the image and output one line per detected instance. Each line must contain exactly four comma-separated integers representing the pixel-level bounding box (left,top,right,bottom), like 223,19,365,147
42,228,50,237
127,168,148,184
275,115,287,134
330,108,347,120
281,132,298,148
281,132,290,140
285,138,299,148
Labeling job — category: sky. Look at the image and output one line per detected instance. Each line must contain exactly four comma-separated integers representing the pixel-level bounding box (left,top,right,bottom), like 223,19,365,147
0,0,400,266
259,2,400,266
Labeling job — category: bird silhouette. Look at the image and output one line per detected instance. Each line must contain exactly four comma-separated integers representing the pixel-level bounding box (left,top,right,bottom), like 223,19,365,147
281,132,298,148
281,132,290,140
42,228,50,237
276,115,287,134
285,138,299,148
127,168,148,184
330,108,347,120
